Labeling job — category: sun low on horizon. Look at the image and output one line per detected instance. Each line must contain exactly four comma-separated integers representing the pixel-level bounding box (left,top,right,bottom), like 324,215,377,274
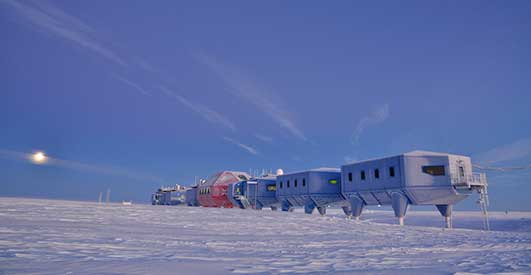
30,151,47,164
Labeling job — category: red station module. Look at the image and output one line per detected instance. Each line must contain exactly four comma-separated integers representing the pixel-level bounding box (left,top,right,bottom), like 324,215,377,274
197,171,250,208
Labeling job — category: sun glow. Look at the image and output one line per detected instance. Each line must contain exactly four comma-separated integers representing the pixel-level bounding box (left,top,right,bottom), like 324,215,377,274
32,151,47,164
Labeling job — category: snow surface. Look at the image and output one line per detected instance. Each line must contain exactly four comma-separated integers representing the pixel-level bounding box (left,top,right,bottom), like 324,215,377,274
0,198,530,275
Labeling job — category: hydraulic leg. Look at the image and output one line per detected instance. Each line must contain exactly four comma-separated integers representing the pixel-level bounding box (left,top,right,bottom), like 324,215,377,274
349,196,364,221
317,206,326,216
342,206,352,219
391,193,409,226
304,201,316,214
281,200,293,212
436,204,453,229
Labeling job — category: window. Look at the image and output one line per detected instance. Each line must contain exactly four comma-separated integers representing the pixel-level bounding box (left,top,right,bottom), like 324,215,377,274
361,170,366,180
238,175,248,180
329,179,338,185
348,172,352,182
422,165,445,176
389,166,395,177
374,169,380,179
287,180,290,188
302,178,306,187
459,166,465,177
267,184,276,191
294,179,298,187
279,181,283,188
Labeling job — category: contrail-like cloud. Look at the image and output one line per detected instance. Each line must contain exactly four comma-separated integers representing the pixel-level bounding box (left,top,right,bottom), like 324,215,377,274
160,86,237,131
0,149,166,184
223,137,259,155
112,74,151,96
474,137,531,164
195,53,307,141
2,0,126,66
3,1,242,134
352,104,390,144
254,134,273,143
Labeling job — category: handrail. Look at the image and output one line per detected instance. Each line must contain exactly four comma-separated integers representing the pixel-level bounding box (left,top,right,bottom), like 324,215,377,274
451,172,487,187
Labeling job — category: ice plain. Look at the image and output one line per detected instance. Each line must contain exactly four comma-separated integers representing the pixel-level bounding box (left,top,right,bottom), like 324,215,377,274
0,197,530,275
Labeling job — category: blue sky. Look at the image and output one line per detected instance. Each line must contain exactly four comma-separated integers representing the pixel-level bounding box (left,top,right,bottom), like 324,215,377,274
1,0,531,210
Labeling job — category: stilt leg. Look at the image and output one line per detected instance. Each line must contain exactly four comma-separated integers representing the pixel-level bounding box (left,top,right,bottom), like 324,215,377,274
281,200,293,212
436,205,453,229
349,196,364,221
317,206,326,216
304,201,315,214
391,193,409,226
445,216,452,229
342,206,352,219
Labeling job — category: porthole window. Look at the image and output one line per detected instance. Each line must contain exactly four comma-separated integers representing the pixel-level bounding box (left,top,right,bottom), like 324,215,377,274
302,178,306,187
375,169,380,179
361,170,366,181
348,172,352,182
389,166,395,177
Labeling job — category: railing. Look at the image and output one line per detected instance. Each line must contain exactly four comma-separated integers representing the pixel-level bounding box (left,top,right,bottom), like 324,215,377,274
451,172,487,188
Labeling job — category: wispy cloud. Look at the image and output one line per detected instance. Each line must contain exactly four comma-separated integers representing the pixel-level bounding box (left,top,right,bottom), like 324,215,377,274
112,74,151,96
352,104,390,144
223,137,259,155
344,155,358,164
160,86,236,131
474,137,531,164
254,134,273,143
195,53,307,141
0,149,166,183
3,0,126,66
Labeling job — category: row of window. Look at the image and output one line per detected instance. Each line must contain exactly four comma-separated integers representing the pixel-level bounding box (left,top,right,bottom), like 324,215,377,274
278,178,306,189
346,165,446,182
347,166,396,182
200,166,446,195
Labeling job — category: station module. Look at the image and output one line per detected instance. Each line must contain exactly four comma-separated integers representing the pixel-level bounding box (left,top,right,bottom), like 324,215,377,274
340,150,488,228
151,151,489,229
197,171,250,208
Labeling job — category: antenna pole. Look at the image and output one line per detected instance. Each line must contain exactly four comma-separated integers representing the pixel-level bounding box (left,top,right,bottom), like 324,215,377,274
105,188,111,204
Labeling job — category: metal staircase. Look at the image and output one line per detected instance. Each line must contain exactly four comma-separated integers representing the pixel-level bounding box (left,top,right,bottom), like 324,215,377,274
238,195,251,209
477,182,490,231
452,172,490,231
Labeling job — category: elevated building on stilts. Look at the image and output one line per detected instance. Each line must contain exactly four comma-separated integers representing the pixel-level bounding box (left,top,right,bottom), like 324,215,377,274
276,168,351,216
341,150,488,228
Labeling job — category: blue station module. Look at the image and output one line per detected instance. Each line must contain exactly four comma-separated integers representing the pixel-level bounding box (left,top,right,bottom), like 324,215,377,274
341,150,488,228
184,185,199,207
228,174,279,210
151,184,187,205
276,168,351,216
150,150,489,229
